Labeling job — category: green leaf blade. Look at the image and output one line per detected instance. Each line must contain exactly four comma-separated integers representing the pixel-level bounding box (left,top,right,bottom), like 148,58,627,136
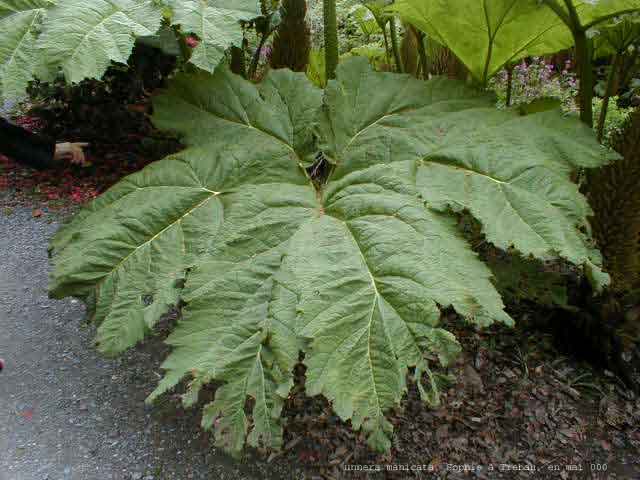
49,59,614,456
575,0,640,29
169,0,261,73
389,0,573,83
36,0,164,83
321,58,612,278
0,0,53,101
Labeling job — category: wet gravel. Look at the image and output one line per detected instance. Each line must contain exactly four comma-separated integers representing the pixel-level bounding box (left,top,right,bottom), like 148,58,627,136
0,207,285,480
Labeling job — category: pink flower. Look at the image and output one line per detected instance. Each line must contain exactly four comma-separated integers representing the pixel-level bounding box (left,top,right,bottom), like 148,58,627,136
185,36,199,48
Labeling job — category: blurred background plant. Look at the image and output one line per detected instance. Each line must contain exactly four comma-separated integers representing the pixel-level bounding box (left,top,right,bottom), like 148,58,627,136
489,58,579,112
593,96,635,147
490,57,635,146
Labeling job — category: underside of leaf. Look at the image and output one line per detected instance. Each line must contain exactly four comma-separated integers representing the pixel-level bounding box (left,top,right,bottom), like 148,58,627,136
389,0,572,83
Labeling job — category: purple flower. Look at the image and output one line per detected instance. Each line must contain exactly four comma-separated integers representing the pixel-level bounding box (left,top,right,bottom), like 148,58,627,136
260,45,272,61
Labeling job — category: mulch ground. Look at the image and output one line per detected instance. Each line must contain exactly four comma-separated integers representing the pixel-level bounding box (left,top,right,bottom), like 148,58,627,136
0,118,178,217
256,317,639,479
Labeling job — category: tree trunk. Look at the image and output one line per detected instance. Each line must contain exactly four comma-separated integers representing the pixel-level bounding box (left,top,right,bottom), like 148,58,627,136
230,46,246,78
270,0,311,73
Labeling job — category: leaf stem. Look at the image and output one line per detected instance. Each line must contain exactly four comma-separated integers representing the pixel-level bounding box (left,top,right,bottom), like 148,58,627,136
574,30,594,127
230,46,247,78
323,0,339,79
505,63,514,107
249,31,270,80
415,28,428,79
382,26,392,67
389,17,404,73
557,0,594,126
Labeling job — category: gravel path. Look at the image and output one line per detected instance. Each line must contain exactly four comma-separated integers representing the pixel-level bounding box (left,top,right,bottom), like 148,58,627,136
0,207,281,480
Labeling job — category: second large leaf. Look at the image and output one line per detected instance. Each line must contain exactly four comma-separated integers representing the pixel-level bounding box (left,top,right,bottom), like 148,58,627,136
389,0,573,83
390,0,640,84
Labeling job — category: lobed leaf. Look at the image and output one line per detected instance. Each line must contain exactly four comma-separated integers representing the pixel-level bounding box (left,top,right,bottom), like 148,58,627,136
571,0,640,29
319,59,615,276
50,58,613,455
0,0,53,101
168,0,261,73
36,0,164,83
0,0,260,95
594,14,640,58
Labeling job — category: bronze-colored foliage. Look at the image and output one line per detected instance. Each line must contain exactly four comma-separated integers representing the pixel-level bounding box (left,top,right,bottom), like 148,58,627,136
230,46,247,78
270,0,311,72
424,41,467,80
588,108,640,296
400,22,420,77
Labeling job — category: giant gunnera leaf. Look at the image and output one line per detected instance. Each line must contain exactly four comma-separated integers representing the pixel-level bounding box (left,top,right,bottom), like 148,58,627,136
388,0,573,84
49,58,614,455
36,0,164,83
0,0,257,98
0,0,53,102
168,0,261,73
389,0,640,84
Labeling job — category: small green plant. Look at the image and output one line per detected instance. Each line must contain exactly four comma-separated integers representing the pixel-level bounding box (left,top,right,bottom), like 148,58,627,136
344,43,388,69
350,3,382,41
593,96,633,146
